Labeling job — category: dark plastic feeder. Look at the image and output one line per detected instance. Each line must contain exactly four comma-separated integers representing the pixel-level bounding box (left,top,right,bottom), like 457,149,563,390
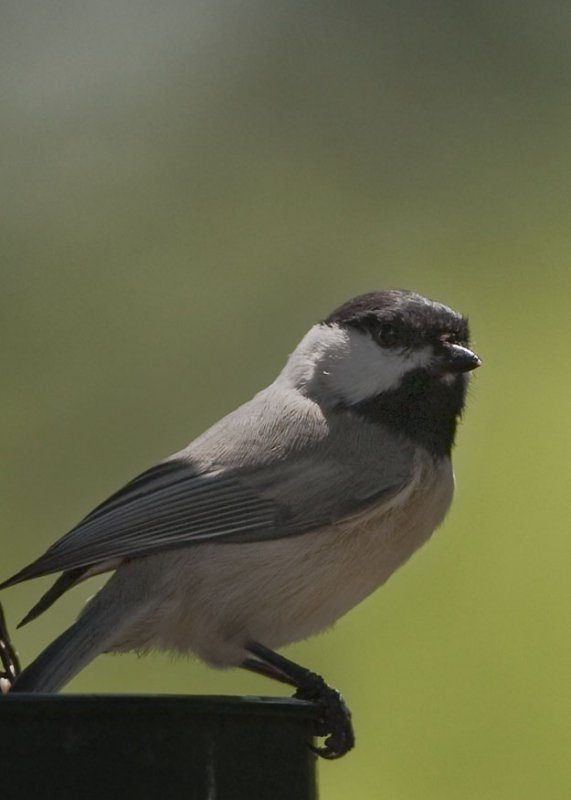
0,694,318,799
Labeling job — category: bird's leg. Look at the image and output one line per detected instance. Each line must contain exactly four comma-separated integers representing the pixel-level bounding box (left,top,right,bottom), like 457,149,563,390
243,641,355,759
242,657,296,685
0,602,21,693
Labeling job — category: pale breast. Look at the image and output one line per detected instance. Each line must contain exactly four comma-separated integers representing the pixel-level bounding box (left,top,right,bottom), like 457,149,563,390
127,452,454,667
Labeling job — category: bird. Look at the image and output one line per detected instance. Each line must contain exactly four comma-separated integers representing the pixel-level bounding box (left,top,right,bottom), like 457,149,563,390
1,289,480,758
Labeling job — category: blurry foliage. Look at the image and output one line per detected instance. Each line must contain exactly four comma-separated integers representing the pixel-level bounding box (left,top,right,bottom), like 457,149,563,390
2,2,571,798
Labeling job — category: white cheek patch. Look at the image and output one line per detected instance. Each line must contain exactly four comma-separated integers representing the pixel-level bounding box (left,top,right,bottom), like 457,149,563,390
282,324,433,405
325,329,432,404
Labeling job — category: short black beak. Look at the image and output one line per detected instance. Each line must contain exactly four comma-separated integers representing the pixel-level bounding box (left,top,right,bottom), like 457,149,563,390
441,342,482,373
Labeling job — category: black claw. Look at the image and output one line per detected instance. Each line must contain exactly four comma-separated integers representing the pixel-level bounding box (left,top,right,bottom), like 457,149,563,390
293,672,355,759
244,642,355,759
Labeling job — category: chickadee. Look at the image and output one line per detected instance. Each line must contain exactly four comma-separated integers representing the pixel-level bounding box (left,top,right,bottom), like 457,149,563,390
2,290,480,758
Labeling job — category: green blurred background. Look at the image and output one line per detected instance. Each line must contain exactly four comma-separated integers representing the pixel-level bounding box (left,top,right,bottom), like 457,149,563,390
2,1,570,797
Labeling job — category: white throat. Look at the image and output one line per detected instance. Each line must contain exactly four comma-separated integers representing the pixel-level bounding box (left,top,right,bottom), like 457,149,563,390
280,323,433,405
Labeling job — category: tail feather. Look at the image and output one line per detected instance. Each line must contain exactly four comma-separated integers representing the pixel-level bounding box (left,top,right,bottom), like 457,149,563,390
10,616,104,693
9,572,152,693
17,568,87,629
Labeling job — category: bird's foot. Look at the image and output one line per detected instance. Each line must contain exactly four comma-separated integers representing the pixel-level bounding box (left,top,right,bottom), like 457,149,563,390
294,672,355,759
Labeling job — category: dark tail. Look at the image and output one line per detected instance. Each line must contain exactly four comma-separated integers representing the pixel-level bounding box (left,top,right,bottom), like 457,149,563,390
10,574,151,693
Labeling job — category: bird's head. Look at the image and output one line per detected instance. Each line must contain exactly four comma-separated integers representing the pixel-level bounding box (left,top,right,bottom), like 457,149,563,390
283,289,481,457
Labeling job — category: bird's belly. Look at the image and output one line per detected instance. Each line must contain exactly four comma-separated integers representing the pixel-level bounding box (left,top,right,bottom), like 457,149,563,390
114,455,454,667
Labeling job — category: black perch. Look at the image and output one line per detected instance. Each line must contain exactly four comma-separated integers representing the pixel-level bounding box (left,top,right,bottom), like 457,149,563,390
0,694,318,800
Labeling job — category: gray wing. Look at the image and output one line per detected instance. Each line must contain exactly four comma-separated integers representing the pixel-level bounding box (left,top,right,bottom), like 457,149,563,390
2,384,415,588
1,461,279,586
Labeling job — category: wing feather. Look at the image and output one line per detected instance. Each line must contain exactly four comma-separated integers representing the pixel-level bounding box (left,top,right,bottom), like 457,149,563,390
0,463,279,586
1,387,415,591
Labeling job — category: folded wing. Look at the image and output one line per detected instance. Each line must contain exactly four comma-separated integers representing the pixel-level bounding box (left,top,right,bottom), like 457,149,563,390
1,388,415,626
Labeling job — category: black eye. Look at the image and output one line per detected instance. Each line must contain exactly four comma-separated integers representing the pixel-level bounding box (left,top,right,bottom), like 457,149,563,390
376,323,400,347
